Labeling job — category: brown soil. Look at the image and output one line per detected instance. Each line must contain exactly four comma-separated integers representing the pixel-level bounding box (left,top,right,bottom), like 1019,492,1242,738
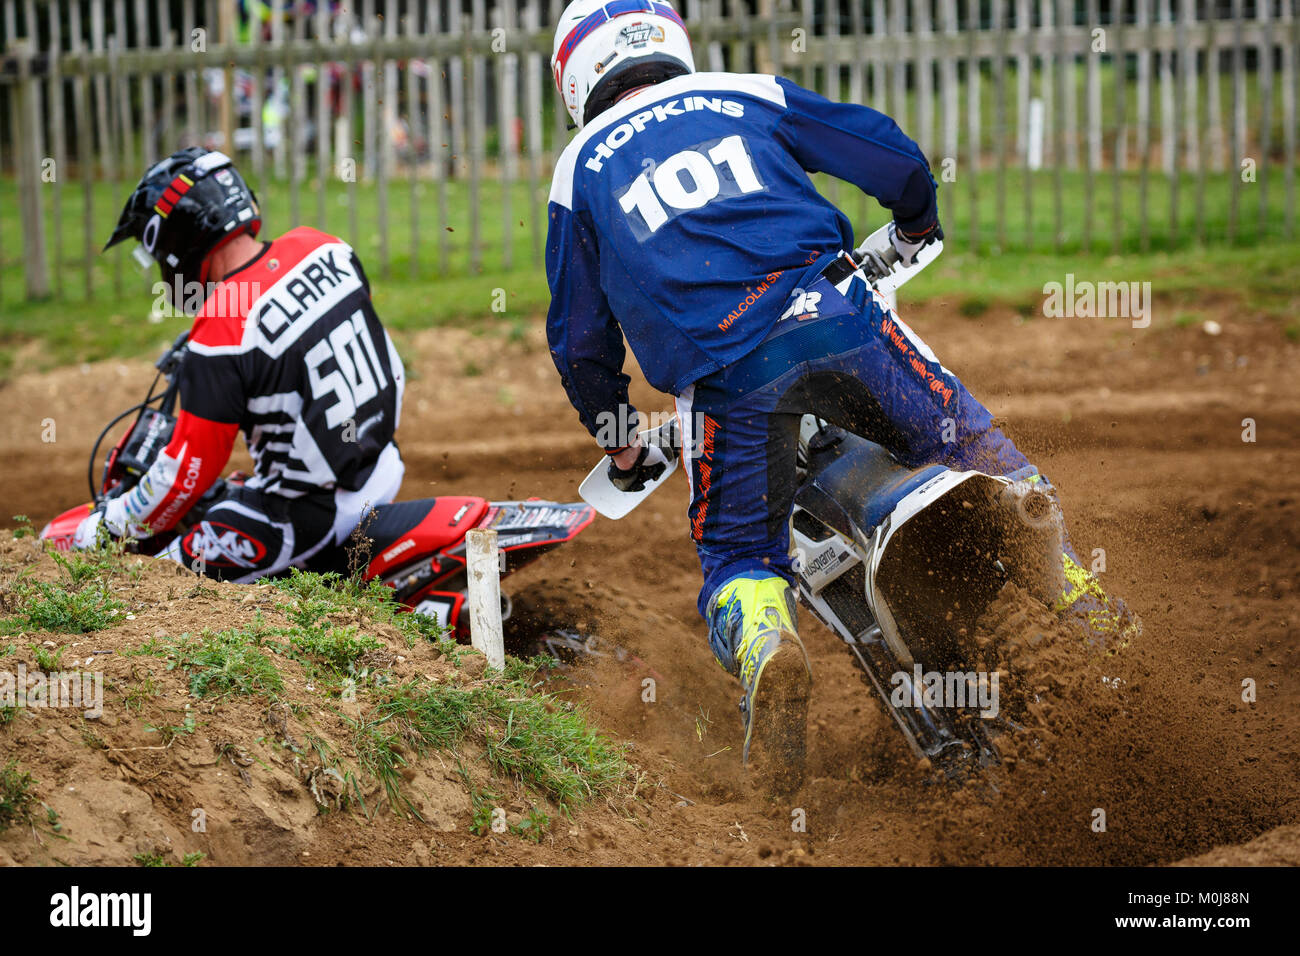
1,300,1297,866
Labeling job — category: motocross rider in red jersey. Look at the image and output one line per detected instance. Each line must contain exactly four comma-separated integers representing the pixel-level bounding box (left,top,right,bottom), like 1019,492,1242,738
74,148,406,581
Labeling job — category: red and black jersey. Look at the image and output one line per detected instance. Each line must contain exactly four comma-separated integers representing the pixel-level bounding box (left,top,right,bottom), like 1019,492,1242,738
113,227,405,536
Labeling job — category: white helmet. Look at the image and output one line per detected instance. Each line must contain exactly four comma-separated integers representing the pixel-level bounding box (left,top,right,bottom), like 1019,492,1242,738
552,0,695,130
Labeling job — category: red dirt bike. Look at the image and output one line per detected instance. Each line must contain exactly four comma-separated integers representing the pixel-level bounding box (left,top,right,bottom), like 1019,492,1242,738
39,331,595,644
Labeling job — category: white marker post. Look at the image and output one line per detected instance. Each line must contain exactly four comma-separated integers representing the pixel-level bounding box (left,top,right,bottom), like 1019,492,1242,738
465,529,506,671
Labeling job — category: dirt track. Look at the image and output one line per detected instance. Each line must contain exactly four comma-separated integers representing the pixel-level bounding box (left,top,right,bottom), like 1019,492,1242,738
1,297,1297,866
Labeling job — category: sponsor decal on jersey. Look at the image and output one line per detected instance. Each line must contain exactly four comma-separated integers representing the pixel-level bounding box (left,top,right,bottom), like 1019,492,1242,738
128,476,155,515
151,454,206,529
718,270,784,332
182,521,268,569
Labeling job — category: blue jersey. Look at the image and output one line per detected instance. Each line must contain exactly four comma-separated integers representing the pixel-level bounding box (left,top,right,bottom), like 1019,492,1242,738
545,72,939,447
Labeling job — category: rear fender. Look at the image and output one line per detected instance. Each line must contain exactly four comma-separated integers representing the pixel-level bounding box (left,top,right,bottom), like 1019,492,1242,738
365,497,594,640
794,430,1063,667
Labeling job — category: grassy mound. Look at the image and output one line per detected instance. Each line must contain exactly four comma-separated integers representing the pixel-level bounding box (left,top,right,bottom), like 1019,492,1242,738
0,532,632,865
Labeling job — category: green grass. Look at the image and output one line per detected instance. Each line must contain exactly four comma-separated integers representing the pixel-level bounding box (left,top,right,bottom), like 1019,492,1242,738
135,570,625,814
30,643,65,671
806,56,1298,163
0,546,626,829
915,239,1300,322
143,713,197,746
2,578,122,636
0,546,136,636
2,155,1297,381
133,850,205,867
462,780,549,841
0,760,37,834
149,572,450,702
148,569,451,702
0,174,551,361
352,674,627,818
123,674,159,712
511,806,552,844
163,623,285,699
273,568,448,648
286,627,384,675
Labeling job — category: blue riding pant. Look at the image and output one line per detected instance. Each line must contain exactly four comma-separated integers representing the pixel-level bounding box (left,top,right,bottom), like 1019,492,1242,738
679,270,1037,617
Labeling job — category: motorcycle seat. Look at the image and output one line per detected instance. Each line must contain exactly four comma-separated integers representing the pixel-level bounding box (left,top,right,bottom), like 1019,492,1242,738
797,433,948,542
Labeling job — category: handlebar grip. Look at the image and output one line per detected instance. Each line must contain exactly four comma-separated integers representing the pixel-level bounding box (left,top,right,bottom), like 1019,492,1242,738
852,243,903,282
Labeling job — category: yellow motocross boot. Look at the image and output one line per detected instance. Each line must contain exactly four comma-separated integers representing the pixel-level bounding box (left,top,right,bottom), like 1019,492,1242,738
1055,553,1142,650
706,572,813,789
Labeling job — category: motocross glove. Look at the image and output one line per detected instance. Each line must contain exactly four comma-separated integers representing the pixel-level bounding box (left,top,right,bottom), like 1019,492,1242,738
73,497,151,549
72,509,107,550
607,442,675,493
889,220,944,266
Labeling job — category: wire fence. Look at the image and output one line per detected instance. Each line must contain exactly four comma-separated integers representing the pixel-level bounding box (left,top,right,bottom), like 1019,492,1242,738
0,0,1296,303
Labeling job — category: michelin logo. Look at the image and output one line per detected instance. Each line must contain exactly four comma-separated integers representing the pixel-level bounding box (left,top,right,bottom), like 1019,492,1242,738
585,97,746,173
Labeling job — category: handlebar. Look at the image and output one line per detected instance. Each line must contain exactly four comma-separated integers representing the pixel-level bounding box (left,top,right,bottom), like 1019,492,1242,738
85,330,189,503
851,243,903,283
156,330,190,379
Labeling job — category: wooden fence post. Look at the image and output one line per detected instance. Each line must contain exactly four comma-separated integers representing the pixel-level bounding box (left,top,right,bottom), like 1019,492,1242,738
219,0,235,156
1284,0,1298,238
47,0,67,299
465,529,506,672
14,38,52,299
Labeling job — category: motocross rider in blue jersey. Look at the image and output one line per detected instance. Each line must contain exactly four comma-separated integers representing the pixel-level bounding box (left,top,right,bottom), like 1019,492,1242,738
545,0,1138,785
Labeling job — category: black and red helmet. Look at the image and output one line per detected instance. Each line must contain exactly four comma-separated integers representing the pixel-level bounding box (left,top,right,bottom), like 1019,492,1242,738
104,147,261,286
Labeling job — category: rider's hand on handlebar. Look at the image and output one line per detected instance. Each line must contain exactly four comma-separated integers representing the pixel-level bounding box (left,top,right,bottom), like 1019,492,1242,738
888,221,942,266
608,440,674,493
611,439,643,473
73,509,108,550
74,498,150,550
